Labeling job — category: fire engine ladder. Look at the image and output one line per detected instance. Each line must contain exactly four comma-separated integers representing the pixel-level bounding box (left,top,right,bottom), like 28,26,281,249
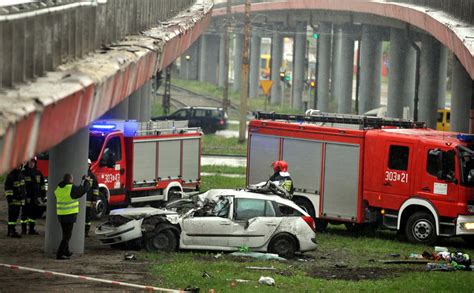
255,111,426,129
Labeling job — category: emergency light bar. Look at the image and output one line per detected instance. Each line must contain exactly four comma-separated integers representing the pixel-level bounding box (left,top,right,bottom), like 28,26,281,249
90,120,139,137
457,134,474,143
91,124,116,130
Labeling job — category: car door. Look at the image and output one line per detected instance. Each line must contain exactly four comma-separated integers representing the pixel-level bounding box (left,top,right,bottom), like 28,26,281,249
415,146,459,202
180,197,234,248
228,198,282,249
381,142,413,199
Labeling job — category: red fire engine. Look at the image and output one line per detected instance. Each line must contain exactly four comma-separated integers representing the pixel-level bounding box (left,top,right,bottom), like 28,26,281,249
247,112,474,245
38,119,202,218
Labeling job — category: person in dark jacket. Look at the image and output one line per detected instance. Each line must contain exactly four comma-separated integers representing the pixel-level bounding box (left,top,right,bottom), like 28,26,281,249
21,157,46,235
54,173,90,260
85,159,99,237
269,160,294,195
4,164,26,238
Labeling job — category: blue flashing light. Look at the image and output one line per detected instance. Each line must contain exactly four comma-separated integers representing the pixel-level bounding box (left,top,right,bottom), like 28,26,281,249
91,124,116,130
457,134,474,143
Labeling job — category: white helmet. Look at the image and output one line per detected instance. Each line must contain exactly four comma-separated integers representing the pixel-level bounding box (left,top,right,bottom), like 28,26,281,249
88,159,91,165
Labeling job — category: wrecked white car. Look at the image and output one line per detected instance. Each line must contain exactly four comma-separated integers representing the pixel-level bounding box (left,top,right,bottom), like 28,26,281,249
95,189,317,258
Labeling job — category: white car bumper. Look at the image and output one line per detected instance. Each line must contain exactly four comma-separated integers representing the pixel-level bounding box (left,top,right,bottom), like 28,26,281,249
95,218,143,245
456,215,474,235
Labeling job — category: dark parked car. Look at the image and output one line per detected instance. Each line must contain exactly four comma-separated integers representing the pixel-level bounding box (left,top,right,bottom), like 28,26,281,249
152,106,228,134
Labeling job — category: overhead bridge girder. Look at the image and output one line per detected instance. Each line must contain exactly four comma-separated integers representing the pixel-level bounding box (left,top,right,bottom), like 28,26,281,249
0,0,213,174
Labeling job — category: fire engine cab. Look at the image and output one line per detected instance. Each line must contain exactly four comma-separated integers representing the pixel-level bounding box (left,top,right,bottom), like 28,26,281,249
247,112,474,245
39,119,202,218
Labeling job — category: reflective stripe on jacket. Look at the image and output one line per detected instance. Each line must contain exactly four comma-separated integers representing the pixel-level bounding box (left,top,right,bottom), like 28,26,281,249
54,184,79,215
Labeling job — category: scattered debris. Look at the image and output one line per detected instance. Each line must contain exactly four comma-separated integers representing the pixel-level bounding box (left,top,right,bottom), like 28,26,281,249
334,263,348,268
239,246,249,253
258,276,275,286
230,252,286,261
434,246,449,252
389,253,400,258
124,253,136,261
226,279,250,283
245,266,276,271
202,271,212,278
380,259,430,264
214,253,222,259
184,286,200,293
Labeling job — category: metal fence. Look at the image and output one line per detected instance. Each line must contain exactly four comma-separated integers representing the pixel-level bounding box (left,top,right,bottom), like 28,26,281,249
214,0,474,24
0,0,194,89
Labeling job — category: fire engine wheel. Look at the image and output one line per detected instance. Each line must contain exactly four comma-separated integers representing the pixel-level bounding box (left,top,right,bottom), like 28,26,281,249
145,229,177,252
93,191,108,220
269,233,296,259
462,235,474,247
405,212,437,245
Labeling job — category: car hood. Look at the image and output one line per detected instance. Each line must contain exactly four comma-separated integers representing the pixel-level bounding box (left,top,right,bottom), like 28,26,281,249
110,207,178,219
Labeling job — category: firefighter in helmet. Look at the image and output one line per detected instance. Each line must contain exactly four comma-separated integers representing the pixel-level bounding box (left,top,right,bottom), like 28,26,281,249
269,160,294,196
85,159,99,237
4,164,26,238
21,157,46,235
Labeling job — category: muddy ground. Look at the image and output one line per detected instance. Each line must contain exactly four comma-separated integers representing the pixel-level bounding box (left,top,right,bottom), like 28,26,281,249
0,185,425,292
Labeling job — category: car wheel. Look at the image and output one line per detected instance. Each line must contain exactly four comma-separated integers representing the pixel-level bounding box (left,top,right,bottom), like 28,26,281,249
145,229,177,252
92,191,109,220
405,212,437,245
269,233,296,259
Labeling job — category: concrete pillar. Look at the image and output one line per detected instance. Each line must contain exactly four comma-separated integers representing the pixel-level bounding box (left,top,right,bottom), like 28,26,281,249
233,33,244,92
219,33,226,88
387,28,416,118
199,34,219,84
128,89,141,120
332,25,355,114
316,23,332,112
249,28,262,99
292,22,306,110
358,25,382,114
102,98,129,120
437,46,448,109
451,57,473,133
45,127,89,254
419,34,442,129
140,80,152,122
270,31,283,104
180,41,199,80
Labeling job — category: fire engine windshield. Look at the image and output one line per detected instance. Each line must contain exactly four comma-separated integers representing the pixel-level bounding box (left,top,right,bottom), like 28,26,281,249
89,136,105,162
458,145,474,187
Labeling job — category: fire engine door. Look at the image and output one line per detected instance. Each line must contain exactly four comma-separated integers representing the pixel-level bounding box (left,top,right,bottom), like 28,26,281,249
97,135,126,193
382,143,413,197
415,147,458,201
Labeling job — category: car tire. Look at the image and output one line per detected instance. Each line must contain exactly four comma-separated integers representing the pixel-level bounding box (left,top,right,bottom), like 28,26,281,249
405,212,437,245
269,233,296,259
145,229,177,252
92,191,108,220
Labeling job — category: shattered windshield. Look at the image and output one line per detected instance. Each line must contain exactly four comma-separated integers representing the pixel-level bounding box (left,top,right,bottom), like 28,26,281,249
212,197,230,217
458,145,474,187
89,135,105,162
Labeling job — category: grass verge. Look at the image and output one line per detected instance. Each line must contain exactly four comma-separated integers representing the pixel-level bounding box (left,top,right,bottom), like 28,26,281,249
202,134,247,156
201,165,246,175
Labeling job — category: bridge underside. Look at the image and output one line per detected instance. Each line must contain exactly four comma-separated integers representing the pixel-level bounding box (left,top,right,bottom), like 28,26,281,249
213,0,474,80
0,1,213,174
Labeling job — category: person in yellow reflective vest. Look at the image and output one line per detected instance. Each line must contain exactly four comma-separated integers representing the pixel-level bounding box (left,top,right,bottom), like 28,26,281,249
4,164,26,238
54,173,90,260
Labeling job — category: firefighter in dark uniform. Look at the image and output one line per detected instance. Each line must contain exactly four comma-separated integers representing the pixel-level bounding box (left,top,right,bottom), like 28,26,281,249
269,160,294,196
4,164,26,238
54,173,90,260
85,159,99,237
21,157,46,235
